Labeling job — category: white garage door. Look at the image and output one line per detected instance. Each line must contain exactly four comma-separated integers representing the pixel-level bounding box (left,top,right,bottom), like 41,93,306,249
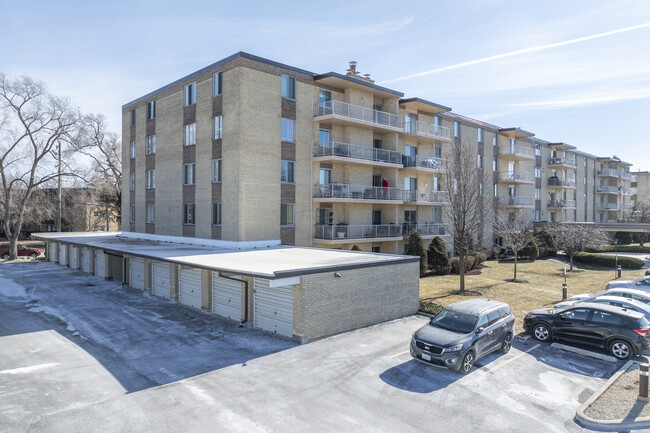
254,278,293,337
152,262,171,298
81,248,91,273
69,246,79,269
49,242,57,262
179,268,202,309
94,249,106,279
58,244,66,266
212,273,242,321
129,257,145,290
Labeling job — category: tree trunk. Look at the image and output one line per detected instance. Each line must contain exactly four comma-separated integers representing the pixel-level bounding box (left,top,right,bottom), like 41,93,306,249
569,253,574,271
514,254,518,281
8,232,18,260
459,253,465,292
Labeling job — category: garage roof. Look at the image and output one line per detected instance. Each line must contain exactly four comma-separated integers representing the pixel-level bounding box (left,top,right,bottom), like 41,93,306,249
33,232,418,279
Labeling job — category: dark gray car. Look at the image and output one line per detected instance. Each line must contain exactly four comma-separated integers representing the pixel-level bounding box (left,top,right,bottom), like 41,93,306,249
410,299,515,374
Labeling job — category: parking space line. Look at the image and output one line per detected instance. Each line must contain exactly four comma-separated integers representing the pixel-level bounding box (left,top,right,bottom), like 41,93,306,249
481,344,540,373
391,350,410,358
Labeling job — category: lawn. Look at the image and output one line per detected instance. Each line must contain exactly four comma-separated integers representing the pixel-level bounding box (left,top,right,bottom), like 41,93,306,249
419,259,648,333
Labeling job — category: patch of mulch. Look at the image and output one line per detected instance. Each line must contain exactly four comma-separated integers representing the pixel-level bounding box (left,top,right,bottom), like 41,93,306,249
452,290,483,297
505,279,529,284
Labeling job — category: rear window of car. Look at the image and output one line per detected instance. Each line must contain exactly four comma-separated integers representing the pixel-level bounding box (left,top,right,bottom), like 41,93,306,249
498,308,511,319
637,317,650,328
591,310,622,326
487,310,501,326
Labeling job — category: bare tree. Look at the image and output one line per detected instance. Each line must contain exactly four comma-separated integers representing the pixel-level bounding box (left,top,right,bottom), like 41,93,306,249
441,141,491,292
548,223,609,270
494,216,533,281
0,74,80,259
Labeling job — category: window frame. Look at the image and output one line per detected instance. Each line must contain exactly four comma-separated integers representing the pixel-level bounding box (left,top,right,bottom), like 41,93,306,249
183,203,196,225
184,82,196,106
130,141,136,159
146,100,156,120
183,163,196,186
130,109,136,126
280,203,295,226
145,135,156,155
212,202,222,226
129,205,135,223
281,118,295,142
129,173,135,191
213,71,222,96
146,204,155,224
184,122,196,146
477,128,483,143
454,121,460,138
146,169,155,189
280,160,295,184
212,158,222,183
214,115,222,140
281,75,296,100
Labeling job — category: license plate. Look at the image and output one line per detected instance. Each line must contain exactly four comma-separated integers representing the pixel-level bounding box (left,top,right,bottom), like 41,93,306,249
422,353,432,361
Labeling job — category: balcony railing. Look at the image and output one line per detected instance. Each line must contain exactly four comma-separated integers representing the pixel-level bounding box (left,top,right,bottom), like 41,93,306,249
620,172,634,180
316,100,402,128
499,144,534,159
621,203,633,210
498,171,534,183
548,199,576,208
597,169,619,177
597,185,619,193
314,142,402,165
621,187,632,195
404,121,451,140
314,224,403,240
497,196,534,207
403,190,448,203
403,223,448,237
548,177,576,188
597,203,619,210
402,155,447,171
314,183,402,201
548,157,577,167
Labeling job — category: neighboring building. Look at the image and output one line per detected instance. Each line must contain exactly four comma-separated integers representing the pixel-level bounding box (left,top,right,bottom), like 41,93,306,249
632,171,650,205
121,52,647,253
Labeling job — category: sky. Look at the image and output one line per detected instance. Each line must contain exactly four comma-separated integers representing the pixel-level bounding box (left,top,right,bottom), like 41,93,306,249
1,0,649,169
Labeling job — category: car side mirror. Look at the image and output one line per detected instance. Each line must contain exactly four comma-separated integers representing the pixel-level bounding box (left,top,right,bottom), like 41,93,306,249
475,327,485,334
559,315,567,320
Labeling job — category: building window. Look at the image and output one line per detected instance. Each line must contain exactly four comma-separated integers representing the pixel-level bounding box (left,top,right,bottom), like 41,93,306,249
535,143,541,156
130,109,136,126
535,210,540,222
281,118,294,142
146,170,155,189
281,203,295,226
184,82,196,106
183,203,195,225
493,158,498,172
183,163,196,185
281,75,296,99
281,160,295,183
371,246,380,253
130,205,135,223
129,173,135,191
535,188,540,200
535,166,541,178
493,136,497,146
212,202,221,226
478,128,483,143
454,121,460,138
130,141,135,159
319,89,331,104
145,135,156,155
214,116,222,139
493,184,497,197
184,123,196,146
146,101,155,120
213,71,222,96
477,154,483,169
212,159,222,183
146,204,155,223
319,168,331,185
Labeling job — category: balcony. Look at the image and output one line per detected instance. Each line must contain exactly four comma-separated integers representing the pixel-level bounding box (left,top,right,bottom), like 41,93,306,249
597,203,619,210
497,196,534,208
597,185,619,194
621,187,632,195
547,199,576,209
548,177,576,188
403,223,450,238
315,100,403,132
401,155,447,173
621,203,633,210
498,144,534,160
314,142,403,167
313,183,403,203
620,172,634,181
548,157,577,168
597,169,619,178
498,171,535,184
403,190,448,204
314,224,403,242
403,120,451,142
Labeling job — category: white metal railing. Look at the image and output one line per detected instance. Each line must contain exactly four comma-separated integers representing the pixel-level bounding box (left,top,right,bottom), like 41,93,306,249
314,183,402,201
597,185,619,193
402,155,447,171
403,223,448,236
620,172,633,180
316,100,402,128
403,190,448,203
597,168,619,177
405,121,451,140
621,187,632,195
621,203,633,209
500,144,534,158
498,171,534,182
497,196,534,207
597,203,619,210
548,177,576,188
314,142,403,165
548,199,576,208
548,157,577,167
314,224,403,240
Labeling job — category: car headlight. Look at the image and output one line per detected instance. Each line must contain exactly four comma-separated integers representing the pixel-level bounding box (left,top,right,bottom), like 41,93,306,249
443,343,464,353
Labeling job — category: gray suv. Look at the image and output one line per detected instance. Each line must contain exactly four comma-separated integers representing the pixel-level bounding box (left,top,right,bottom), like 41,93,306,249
410,299,515,374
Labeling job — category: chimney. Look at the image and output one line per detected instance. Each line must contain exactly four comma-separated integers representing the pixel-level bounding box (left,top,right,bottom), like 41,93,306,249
349,61,357,74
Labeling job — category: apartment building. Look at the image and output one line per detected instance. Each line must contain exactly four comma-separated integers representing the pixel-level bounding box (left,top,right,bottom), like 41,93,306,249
122,52,644,254
632,172,650,205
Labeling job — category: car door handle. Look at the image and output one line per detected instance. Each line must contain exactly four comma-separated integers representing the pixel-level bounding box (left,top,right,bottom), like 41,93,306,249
488,331,493,336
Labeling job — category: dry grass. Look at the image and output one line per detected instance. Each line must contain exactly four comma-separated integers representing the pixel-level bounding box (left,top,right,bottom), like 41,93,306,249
420,259,647,333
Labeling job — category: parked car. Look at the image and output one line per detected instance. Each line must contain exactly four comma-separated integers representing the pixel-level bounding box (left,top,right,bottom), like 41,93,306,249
573,296,650,320
0,244,40,260
606,276,650,291
555,288,650,308
523,302,650,360
410,299,515,374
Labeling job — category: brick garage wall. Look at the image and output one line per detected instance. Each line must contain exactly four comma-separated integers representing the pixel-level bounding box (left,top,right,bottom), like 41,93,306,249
296,260,419,341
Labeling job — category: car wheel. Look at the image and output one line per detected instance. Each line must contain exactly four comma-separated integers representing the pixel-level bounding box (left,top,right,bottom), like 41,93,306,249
1,253,8,260
458,350,475,375
29,252,38,259
499,332,513,353
609,339,633,361
532,323,552,342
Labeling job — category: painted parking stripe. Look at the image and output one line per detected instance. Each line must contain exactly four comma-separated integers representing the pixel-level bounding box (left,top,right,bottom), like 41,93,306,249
480,344,541,373
391,350,410,358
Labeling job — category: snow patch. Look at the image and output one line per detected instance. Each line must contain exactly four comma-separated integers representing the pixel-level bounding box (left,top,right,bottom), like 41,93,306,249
0,363,59,375
184,383,217,405
0,277,27,298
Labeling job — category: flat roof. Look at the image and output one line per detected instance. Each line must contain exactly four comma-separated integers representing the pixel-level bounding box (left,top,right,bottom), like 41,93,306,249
33,232,418,279
313,72,404,97
498,127,535,138
547,142,577,150
399,97,451,114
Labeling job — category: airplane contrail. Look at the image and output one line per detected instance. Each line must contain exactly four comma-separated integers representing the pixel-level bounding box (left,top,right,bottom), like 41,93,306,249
380,22,650,84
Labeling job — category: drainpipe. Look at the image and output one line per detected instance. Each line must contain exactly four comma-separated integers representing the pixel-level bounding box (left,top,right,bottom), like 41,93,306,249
218,273,249,325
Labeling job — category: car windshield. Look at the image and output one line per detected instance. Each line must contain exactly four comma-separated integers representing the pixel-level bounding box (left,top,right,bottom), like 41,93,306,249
430,310,478,334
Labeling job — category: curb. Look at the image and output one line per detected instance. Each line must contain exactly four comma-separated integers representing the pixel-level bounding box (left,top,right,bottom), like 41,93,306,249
551,343,617,363
575,360,650,431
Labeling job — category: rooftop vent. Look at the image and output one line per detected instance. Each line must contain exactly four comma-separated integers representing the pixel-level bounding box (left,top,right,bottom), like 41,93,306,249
346,61,374,83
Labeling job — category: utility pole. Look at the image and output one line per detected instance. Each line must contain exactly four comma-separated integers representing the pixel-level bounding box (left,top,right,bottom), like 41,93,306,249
57,141,62,232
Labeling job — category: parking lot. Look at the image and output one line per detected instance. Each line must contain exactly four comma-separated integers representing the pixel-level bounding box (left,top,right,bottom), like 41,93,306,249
0,262,624,432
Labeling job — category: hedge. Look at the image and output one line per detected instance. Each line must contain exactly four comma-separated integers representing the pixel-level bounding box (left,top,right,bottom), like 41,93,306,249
573,252,645,269
586,245,650,254
419,300,444,316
